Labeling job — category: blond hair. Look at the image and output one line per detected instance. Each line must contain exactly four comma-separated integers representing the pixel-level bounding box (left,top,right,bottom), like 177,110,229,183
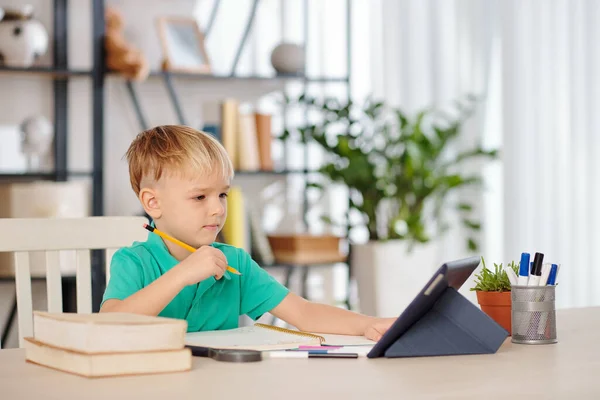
125,125,234,194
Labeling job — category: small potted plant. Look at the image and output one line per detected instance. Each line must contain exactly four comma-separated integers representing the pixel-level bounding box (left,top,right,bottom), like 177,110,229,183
471,257,518,335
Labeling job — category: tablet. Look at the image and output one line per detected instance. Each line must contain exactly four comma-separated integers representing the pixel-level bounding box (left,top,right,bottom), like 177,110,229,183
366,256,480,358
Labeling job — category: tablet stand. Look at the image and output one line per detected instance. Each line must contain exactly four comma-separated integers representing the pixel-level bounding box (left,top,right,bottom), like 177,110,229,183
384,287,509,358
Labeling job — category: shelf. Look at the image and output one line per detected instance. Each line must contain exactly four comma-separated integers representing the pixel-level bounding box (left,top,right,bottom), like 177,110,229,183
0,173,55,182
0,171,93,182
0,67,348,83
0,170,310,183
0,66,92,77
235,169,317,176
147,71,349,83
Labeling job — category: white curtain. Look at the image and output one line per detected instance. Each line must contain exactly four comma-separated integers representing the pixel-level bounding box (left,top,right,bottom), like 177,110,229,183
498,0,600,309
372,0,600,309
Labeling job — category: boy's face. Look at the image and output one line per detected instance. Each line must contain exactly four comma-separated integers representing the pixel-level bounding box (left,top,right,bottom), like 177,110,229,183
142,168,230,252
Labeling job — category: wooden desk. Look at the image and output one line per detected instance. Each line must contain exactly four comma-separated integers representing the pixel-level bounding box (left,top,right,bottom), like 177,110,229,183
1,307,599,399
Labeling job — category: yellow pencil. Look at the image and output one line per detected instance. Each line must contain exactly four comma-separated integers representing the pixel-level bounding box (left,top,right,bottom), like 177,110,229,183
143,223,241,275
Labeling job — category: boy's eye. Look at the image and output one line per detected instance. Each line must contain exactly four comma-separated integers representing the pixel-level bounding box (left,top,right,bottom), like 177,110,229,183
220,193,228,198
195,195,205,200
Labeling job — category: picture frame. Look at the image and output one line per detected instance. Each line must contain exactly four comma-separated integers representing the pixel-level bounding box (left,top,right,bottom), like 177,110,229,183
156,17,211,74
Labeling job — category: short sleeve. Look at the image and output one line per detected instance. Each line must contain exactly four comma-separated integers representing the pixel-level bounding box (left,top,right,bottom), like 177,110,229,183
101,249,145,307
238,250,289,320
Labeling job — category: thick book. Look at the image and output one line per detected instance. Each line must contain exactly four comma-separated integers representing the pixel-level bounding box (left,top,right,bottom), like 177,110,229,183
32,311,187,354
24,338,192,378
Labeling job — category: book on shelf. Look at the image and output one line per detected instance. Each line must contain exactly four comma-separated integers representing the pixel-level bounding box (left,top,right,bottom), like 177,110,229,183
237,112,261,171
209,98,273,172
254,112,273,171
220,98,239,169
220,186,249,252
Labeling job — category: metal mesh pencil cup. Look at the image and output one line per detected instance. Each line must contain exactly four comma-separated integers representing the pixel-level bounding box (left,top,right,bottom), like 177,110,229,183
511,285,557,344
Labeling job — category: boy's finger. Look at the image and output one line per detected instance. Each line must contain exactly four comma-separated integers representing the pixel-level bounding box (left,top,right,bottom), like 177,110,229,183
215,258,227,271
209,247,228,263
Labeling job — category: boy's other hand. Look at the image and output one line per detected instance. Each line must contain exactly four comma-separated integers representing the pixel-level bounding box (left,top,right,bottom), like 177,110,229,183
364,318,396,342
175,245,228,286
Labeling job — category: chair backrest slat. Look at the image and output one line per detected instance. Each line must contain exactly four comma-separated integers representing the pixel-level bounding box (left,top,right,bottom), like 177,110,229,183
45,251,63,313
0,217,149,251
76,249,92,314
14,252,33,348
0,216,149,348
105,248,118,285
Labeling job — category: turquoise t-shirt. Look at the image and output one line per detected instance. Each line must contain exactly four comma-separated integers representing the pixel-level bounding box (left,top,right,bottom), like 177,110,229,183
101,231,289,332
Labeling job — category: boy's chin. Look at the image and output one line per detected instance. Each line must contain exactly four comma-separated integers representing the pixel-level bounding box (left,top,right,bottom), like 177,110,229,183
192,233,219,247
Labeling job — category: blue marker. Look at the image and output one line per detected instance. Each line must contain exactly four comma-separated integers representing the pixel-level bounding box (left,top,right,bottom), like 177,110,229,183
517,252,530,285
547,264,558,285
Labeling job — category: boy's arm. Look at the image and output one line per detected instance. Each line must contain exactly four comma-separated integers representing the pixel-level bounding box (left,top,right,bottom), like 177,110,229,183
101,245,228,316
270,292,396,341
100,267,185,316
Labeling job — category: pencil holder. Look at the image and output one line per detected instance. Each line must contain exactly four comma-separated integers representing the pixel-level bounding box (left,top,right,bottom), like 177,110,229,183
511,285,557,344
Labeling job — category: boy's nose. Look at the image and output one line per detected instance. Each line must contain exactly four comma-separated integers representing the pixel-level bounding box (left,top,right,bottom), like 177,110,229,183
212,201,225,216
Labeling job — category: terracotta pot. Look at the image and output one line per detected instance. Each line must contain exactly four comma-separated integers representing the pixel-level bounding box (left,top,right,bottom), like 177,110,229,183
476,291,512,335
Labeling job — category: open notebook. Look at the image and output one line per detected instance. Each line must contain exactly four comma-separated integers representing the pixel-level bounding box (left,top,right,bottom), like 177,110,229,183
184,323,375,351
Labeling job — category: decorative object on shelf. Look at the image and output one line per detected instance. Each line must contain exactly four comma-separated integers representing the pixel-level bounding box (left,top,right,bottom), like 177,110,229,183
20,115,53,171
470,258,518,335
266,234,347,265
270,43,305,75
105,6,149,81
157,17,211,74
0,5,48,68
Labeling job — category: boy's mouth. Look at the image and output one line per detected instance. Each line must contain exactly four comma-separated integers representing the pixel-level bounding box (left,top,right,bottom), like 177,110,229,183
202,224,219,231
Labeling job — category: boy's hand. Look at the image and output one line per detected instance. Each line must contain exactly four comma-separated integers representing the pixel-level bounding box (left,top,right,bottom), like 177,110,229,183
364,318,396,342
174,246,228,286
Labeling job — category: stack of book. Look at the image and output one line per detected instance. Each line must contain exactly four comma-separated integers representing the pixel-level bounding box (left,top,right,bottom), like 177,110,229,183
24,311,192,378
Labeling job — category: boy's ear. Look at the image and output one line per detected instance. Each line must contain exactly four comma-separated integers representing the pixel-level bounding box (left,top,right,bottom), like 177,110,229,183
139,188,161,219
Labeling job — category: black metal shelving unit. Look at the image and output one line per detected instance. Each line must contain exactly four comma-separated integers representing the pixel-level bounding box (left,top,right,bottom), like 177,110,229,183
0,0,354,342
0,0,105,212
0,0,106,346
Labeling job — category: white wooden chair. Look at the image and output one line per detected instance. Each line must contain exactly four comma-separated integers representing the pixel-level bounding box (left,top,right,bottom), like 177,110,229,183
0,216,148,347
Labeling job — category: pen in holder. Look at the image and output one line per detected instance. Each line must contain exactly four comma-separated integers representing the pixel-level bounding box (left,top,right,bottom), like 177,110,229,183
511,285,557,344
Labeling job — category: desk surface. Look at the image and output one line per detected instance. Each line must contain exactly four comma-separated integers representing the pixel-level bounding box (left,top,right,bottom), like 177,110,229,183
1,307,599,400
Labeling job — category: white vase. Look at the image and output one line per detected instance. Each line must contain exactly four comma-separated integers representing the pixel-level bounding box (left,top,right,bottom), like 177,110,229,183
352,240,443,317
270,43,305,75
0,19,48,67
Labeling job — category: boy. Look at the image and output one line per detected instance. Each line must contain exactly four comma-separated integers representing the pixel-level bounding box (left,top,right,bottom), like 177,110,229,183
100,125,395,341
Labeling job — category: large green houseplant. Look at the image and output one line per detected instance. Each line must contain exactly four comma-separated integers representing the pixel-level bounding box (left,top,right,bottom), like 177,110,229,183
284,94,498,316
286,94,498,252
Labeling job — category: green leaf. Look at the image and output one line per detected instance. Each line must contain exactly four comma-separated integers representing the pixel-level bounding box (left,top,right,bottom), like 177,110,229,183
320,215,333,224
470,256,516,292
306,182,323,190
463,219,481,230
279,129,291,140
457,203,473,212
468,238,478,251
